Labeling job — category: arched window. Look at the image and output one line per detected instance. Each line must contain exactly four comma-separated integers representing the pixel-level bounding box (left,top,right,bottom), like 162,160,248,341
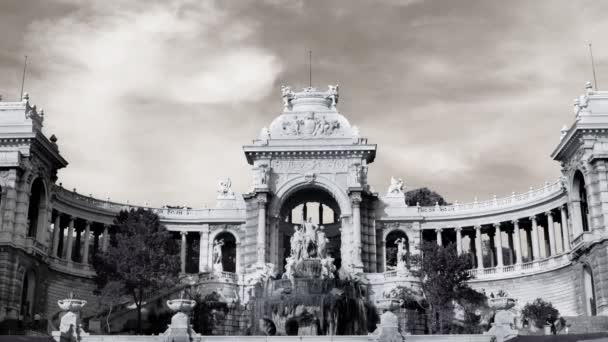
573,171,590,232
212,232,237,273
27,178,47,238
386,230,409,270
583,265,597,316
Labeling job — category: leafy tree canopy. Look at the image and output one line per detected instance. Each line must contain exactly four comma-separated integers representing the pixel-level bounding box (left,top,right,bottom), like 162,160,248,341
522,298,560,329
92,208,180,332
405,187,449,206
411,241,486,334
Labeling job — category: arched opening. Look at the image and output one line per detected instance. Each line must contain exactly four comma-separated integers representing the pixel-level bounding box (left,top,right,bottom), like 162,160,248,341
20,269,36,319
277,187,342,276
27,178,47,238
583,264,597,316
573,171,590,233
212,232,237,273
385,230,409,270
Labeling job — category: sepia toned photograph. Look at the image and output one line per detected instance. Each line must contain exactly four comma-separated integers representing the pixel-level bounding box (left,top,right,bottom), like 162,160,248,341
0,1,607,341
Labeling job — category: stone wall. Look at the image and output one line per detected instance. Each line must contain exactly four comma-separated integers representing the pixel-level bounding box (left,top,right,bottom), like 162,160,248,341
242,197,259,271
469,264,580,316
45,270,100,321
578,240,608,315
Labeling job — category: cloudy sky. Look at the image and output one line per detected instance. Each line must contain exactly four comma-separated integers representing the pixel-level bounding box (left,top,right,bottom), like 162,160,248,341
0,0,607,207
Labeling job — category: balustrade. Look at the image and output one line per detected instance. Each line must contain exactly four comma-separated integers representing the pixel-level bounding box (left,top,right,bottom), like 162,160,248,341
466,253,570,280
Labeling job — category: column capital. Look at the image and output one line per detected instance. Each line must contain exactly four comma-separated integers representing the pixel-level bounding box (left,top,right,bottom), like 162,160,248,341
545,210,553,217
180,231,188,237
511,219,519,225
529,215,537,222
84,220,92,226
493,222,501,229
474,225,482,230
435,227,443,233
455,226,463,232
349,192,362,205
561,203,568,210
68,216,75,224
256,193,268,204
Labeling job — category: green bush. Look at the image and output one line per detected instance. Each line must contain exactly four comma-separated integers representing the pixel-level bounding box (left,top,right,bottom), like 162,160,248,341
521,298,559,329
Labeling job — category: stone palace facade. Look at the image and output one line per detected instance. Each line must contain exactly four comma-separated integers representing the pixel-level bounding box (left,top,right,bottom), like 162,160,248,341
0,82,607,324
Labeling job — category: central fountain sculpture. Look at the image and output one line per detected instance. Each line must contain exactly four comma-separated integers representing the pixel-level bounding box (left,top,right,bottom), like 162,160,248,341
283,217,336,283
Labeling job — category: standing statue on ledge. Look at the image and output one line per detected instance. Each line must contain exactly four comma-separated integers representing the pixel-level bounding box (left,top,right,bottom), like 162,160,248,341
317,226,328,259
387,177,404,195
395,237,407,269
303,217,319,257
212,239,224,272
217,178,235,199
281,85,295,110
291,225,304,261
327,84,339,109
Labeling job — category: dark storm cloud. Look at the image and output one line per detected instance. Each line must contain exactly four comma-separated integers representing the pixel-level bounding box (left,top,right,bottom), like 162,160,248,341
0,0,606,206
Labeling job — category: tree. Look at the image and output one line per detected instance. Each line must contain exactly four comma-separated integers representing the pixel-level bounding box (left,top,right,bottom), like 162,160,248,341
405,188,449,206
522,298,559,329
411,241,486,334
92,208,180,333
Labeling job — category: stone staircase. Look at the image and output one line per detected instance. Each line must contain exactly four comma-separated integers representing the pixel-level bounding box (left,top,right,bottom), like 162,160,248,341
561,316,608,334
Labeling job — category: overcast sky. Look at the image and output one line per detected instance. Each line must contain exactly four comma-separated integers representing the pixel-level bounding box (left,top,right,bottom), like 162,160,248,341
0,0,607,207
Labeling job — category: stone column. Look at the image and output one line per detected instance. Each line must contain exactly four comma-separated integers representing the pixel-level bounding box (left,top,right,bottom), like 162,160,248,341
546,211,557,256
530,216,540,261
512,220,523,265
82,221,91,264
65,218,74,262
351,193,364,270
561,205,571,251
494,223,503,268
180,231,187,274
52,214,61,257
436,228,443,246
199,224,210,273
475,225,483,270
101,224,109,252
455,227,462,255
256,193,267,265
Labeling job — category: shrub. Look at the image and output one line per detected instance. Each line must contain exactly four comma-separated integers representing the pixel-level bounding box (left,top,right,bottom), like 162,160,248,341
521,298,559,329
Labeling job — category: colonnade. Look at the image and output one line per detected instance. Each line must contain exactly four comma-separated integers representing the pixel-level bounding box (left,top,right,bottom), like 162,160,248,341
50,210,111,267
430,205,570,270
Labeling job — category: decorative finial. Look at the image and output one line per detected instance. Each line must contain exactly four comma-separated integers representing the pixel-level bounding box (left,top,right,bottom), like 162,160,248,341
22,92,29,102
50,134,57,143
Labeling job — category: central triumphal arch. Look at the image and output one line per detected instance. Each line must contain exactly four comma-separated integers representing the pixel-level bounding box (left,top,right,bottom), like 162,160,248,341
242,85,376,278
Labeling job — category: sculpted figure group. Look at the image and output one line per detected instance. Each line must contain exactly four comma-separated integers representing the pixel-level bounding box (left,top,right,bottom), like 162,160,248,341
283,216,336,281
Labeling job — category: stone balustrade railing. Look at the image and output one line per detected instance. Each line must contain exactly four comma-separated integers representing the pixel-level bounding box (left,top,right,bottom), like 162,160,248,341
52,185,245,220
180,271,239,285
418,179,564,215
466,253,571,280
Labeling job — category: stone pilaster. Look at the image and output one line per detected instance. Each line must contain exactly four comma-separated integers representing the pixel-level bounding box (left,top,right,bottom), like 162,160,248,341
82,221,91,264
455,227,462,255
199,224,210,273
180,231,187,274
530,216,540,260
65,217,74,262
494,223,503,267
512,220,523,265
256,193,268,266
561,205,571,251
350,192,363,271
1,170,18,234
546,211,557,256
52,214,61,257
475,225,483,269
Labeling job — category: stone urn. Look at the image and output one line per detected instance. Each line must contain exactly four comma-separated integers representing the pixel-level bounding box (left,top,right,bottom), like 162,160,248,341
52,296,89,342
488,297,516,311
163,298,198,342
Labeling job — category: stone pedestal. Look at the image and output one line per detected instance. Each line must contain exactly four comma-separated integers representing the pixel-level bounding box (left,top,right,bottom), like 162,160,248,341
51,297,89,342
370,311,405,342
485,297,519,342
162,298,199,342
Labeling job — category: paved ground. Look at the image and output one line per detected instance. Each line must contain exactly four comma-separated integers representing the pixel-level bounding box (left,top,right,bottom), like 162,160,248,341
512,333,608,342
